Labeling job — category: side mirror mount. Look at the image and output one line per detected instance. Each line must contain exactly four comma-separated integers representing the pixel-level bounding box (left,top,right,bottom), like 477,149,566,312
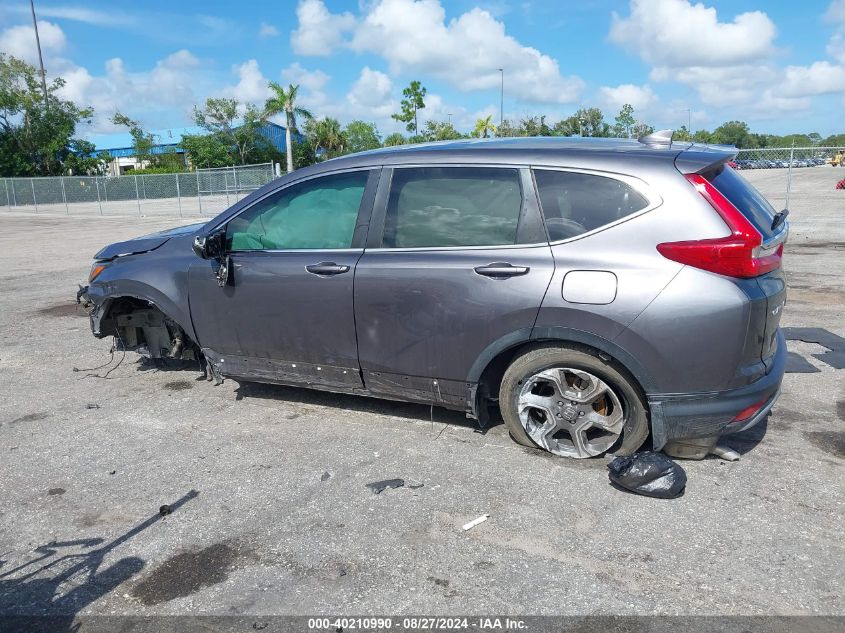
192,230,225,260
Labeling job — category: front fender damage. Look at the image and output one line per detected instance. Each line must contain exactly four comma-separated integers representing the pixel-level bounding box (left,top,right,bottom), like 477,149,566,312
201,347,225,386
78,285,199,365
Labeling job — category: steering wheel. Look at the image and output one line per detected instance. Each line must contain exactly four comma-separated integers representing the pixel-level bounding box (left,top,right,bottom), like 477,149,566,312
544,217,587,241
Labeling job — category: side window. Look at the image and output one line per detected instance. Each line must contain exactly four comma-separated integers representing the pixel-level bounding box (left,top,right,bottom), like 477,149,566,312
226,171,369,251
533,170,649,241
383,167,523,248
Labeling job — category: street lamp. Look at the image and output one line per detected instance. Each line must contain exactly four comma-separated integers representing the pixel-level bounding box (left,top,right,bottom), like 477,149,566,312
29,0,49,107
497,68,504,135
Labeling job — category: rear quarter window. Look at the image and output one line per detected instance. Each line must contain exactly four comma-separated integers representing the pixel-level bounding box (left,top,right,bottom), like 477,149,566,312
704,166,777,239
533,170,650,241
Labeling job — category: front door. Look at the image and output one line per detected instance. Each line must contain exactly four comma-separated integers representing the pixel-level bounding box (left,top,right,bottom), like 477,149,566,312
188,169,379,390
354,166,555,408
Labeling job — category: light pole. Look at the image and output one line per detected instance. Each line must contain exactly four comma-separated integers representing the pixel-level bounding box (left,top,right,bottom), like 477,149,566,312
29,0,49,107
683,108,691,134
497,68,504,135
447,113,452,126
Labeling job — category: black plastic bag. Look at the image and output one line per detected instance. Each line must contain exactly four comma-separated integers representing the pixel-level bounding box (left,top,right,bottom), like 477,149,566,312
607,452,687,499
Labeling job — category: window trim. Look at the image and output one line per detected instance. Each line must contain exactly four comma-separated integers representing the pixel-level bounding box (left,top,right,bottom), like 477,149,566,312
366,164,549,253
211,167,380,253
530,166,663,246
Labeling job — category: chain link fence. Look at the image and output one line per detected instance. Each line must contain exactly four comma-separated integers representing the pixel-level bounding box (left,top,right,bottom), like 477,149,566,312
735,147,845,211
734,146,844,169
0,163,278,218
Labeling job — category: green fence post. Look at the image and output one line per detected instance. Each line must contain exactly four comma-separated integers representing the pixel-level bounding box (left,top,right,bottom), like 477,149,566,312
95,177,103,215
134,175,142,216
175,173,183,218
61,177,69,215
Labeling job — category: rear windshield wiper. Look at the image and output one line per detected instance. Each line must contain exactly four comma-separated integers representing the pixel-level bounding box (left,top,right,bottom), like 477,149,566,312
771,208,789,232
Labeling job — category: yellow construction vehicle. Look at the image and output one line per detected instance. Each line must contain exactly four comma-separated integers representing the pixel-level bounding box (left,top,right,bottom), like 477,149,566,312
827,150,845,167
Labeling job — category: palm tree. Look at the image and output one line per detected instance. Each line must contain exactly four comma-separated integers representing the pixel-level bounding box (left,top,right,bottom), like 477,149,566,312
264,82,313,173
308,117,346,159
473,115,497,139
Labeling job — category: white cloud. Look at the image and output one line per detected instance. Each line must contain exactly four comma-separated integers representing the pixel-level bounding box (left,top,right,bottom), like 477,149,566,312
282,62,330,94
598,84,658,114
651,64,811,119
610,0,776,68
279,64,399,128
347,67,393,111
291,0,356,56
222,59,272,104
291,0,583,104
650,65,771,107
826,1,845,64
608,1,844,120
29,5,133,26
829,33,845,65
782,61,845,97
55,50,203,132
827,0,845,24
2,4,133,27
281,61,473,134
0,19,209,132
259,22,280,38
0,20,66,64
280,63,331,117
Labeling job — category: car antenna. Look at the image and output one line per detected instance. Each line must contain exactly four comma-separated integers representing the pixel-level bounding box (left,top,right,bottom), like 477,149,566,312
638,129,674,147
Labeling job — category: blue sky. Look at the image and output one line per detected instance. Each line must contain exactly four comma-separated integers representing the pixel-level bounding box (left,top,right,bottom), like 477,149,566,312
1,0,843,149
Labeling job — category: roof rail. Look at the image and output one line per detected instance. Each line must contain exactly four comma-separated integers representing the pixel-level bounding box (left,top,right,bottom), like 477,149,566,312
638,129,674,147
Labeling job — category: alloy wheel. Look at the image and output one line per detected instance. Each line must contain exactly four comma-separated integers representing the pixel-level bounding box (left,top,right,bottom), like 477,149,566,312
517,367,625,458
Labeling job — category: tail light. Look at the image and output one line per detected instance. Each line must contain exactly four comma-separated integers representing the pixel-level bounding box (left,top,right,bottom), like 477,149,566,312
732,397,769,423
656,174,782,278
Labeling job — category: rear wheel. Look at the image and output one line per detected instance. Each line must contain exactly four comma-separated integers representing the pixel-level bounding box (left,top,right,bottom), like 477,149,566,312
500,345,649,458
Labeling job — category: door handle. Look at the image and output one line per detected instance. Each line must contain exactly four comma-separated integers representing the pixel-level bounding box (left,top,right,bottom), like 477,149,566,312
305,262,350,276
474,263,530,277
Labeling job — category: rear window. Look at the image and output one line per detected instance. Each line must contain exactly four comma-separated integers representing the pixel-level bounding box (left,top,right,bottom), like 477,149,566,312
705,166,777,239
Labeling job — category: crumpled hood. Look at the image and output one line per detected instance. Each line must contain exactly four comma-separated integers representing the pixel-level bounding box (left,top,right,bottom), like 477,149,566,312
94,222,206,261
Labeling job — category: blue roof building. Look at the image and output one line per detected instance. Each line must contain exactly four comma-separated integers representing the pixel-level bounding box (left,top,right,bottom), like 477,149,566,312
95,122,298,159
93,122,301,175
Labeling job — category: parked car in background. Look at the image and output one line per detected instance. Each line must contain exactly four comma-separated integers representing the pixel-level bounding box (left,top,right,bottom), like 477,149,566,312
79,134,788,461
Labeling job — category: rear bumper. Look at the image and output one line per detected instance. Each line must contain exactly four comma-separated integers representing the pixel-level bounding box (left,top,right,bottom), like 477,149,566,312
648,329,786,449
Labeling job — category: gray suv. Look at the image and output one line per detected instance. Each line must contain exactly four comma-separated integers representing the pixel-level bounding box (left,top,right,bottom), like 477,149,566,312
79,134,788,460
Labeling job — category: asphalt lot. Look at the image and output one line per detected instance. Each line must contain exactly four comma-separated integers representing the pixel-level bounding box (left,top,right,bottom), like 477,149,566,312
0,167,842,619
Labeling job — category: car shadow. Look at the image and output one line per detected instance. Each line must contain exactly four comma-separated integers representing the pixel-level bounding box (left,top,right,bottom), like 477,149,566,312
0,490,198,632
716,413,770,456
134,357,203,373
232,379,504,434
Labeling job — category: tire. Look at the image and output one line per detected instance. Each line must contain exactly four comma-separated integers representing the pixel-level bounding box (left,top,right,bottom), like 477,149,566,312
500,344,649,458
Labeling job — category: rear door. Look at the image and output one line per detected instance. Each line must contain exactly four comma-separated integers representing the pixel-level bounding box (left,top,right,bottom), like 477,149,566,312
353,165,555,408
188,169,378,390
703,165,787,371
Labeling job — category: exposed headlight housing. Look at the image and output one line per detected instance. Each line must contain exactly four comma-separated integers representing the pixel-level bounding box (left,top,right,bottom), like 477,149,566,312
89,264,106,282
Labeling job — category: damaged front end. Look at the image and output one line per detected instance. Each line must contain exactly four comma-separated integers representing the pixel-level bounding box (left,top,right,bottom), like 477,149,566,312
78,287,199,366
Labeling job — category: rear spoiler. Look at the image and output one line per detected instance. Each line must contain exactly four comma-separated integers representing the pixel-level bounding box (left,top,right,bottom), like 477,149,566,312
674,143,737,174
636,129,736,174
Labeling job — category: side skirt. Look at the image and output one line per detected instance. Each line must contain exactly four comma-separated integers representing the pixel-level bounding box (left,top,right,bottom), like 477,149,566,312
202,348,476,414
